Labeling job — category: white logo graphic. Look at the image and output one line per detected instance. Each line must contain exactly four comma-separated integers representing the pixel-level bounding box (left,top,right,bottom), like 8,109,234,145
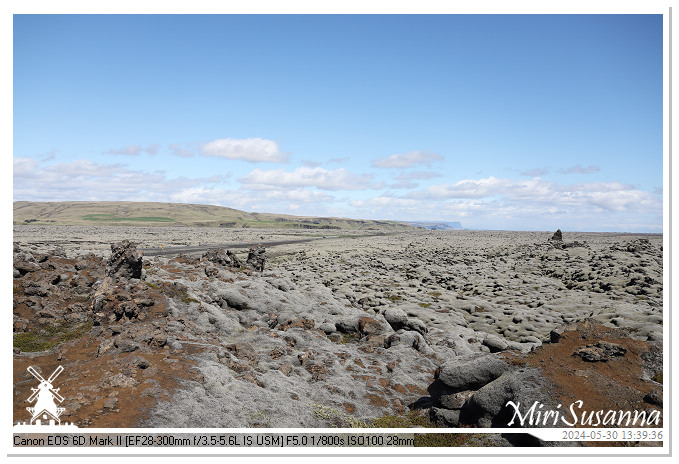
14,365,78,429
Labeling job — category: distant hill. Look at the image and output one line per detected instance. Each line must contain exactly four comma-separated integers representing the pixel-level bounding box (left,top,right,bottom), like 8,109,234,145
404,221,464,230
13,201,415,232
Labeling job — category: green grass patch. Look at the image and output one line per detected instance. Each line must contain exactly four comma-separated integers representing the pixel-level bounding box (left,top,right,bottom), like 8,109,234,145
418,303,432,308
14,321,92,352
652,372,663,384
385,294,402,303
82,214,175,223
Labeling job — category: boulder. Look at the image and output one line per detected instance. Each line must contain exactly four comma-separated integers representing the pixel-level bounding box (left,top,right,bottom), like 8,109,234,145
335,317,358,334
643,389,663,407
383,307,408,331
13,259,40,276
483,334,509,353
357,316,386,338
385,331,433,355
404,318,428,335
437,355,508,392
465,367,554,428
431,407,460,427
106,240,143,279
439,390,474,410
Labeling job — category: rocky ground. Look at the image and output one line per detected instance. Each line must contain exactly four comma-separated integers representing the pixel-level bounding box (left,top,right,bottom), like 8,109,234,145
12,227,664,446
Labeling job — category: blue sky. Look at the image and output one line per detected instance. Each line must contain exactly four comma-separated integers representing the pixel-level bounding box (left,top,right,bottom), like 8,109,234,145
13,14,664,231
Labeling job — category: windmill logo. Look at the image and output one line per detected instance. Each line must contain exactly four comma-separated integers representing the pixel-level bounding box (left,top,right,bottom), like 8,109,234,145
14,365,78,428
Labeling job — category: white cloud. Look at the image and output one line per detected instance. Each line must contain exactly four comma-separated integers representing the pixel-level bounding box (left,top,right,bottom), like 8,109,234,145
12,157,661,232
201,138,288,163
169,144,195,158
389,181,419,190
520,167,550,177
105,145,159,156
409,176,660,214
13,158,223,202
239,166,375,191
371,151,443,168
396,170,442,181
13,158,39,177
302,160,323,167
560,164,600,174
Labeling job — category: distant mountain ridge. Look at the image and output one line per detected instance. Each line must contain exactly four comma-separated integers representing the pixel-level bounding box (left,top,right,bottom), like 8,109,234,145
13,201,415,232
403,221,464,230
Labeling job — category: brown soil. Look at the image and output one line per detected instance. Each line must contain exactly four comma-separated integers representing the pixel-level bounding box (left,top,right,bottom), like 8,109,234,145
503,320,663,447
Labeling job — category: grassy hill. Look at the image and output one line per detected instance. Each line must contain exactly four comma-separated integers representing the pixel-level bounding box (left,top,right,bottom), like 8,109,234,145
13,201,414,231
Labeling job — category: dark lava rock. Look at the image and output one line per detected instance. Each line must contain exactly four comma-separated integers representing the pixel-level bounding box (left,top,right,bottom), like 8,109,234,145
643,389,663,407
13,259,40,276
550,229,563,241
106,240,143,279
431,407,460,427
246,245,266,272
573,341,627,362
202,248,241,267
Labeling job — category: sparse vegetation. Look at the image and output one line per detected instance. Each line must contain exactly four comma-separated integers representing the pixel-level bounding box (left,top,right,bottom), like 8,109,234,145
13,321,92,352
340,333,356,344
371,409,435,428
310,403,371,428
413,433,495,447
508,357,527,367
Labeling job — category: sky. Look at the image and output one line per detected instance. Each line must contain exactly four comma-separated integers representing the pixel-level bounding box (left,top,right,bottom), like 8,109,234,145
12,14,664,232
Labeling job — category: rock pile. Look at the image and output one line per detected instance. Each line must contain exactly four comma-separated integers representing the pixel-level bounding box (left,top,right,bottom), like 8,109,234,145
201,248,241,268
105,240,143,279
573,341,627,362
246,245,266,271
